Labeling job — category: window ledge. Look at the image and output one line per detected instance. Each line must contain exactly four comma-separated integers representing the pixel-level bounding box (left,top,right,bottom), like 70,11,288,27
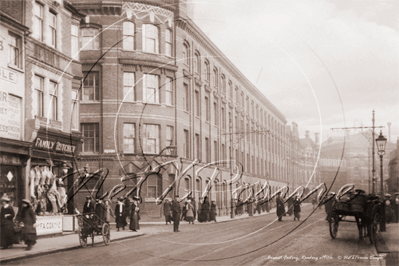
7,64,24,73
80,101,100,104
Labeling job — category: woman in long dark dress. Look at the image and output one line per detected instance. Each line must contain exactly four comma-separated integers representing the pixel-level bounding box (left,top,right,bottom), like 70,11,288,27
293,196,301,221
115,197,127,231
209,200,217,222
129,197,140,231
17,199,37,250
1,196,15,249
276,193,285,221
201,197,210,222
163,199,172,224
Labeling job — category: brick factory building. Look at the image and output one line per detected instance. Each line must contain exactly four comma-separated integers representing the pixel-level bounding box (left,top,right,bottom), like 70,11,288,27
69,0,290,218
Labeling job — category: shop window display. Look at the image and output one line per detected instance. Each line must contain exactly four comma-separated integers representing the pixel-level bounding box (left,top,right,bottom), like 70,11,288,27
29,166,67,216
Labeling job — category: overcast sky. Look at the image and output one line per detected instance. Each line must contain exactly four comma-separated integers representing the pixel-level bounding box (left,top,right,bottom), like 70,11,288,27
189,0,398,143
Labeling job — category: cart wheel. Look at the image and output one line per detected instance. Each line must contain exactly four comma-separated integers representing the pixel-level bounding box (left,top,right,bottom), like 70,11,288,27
102,223,111,245
368,214,378,244
78,225,88,248
329,215,339,239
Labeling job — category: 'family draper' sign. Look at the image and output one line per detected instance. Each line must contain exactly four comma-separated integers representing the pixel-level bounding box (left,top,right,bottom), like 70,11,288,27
34,137,76,153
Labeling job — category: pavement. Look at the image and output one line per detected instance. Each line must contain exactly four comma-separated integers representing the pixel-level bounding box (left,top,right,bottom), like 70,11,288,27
0,205,280,263
3,203,397,264
375,222,399,266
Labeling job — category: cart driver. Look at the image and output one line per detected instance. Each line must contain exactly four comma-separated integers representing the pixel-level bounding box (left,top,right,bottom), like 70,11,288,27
83,196,95,217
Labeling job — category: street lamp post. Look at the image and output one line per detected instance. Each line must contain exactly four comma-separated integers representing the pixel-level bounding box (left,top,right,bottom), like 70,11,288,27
375,131,387,232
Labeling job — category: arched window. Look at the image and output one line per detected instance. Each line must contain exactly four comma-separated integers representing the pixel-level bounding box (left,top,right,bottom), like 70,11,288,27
142,24,159,53
183,42,189,66
221,75,226,94
146,174,161,198
194,51,201,74
165,29,172,56
184,175,191,193
196,177,202,200
213,68,218,88
123,21,134,50
204,60,210,81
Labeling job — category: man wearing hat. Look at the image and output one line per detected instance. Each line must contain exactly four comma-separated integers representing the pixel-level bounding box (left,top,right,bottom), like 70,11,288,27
83,196,95,215
1,196,16,249
276,192,285,221
115,197,127,231
171,195,181,232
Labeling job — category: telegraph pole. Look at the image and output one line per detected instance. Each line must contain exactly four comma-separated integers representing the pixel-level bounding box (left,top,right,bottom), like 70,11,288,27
330,110,384,195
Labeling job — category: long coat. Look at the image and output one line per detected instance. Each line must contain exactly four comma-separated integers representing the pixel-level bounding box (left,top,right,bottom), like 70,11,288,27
18,206,37,243
209,202,217,221
83,200,95,214
163,201,172,223
129,202,140,230
115,203,127,228
276,197,285,217
171,199,181,232
1,205,15,248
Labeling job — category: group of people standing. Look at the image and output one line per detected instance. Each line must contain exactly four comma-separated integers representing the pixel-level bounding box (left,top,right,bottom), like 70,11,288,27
276,193,302,222
1,196,37,251
163,196,218,232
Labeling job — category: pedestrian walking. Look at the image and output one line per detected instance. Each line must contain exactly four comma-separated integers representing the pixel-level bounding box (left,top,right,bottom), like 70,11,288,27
392,193,399,223
293,196,301,221
115,197,127,231
163,199,172,224
287,197,294,216
191,198,197,221
181,199,187,221
276,193,285,221
1,196,15,249
209,200,217,222
129,196,140,231
185,199,194,224
171,195,181,232
17,199,37,250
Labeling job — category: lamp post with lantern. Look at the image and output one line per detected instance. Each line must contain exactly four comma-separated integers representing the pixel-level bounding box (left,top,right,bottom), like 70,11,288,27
375,131,387,232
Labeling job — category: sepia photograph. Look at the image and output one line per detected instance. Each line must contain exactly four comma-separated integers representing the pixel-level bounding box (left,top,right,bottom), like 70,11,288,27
0,0,398,265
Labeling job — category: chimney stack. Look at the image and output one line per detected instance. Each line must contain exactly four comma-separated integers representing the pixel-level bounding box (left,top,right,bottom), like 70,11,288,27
305,130,310,139
387,122,391,142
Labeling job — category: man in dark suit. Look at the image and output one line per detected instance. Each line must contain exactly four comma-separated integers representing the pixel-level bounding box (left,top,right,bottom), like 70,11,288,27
171,195,181,232
276,193,285,221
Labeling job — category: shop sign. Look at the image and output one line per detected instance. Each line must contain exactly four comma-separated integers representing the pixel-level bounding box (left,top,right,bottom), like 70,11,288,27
34,137,76,153
0,154,21,165
36,216,63,236
0,66,18,84
0,92,21,140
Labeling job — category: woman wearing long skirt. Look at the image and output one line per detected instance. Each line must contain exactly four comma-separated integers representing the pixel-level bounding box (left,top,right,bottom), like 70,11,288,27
209,200,217,222
17,199,37,250
1,196,15,249
115,197,127,231
129,197,140,231
293,196,301,221
184,200,194,224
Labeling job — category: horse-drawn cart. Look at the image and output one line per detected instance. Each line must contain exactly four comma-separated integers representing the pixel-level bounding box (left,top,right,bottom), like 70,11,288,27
76,212,111,247
329,190,381,243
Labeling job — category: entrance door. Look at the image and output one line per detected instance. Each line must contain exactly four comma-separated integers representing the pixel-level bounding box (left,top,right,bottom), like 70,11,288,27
0,165,20,205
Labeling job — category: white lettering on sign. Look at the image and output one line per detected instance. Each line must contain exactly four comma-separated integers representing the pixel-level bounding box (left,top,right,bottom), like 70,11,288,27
0,66,18,84
34,137,76,153
36,216,63,235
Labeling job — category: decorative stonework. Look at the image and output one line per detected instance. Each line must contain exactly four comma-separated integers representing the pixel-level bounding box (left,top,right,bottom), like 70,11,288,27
123,2,174,26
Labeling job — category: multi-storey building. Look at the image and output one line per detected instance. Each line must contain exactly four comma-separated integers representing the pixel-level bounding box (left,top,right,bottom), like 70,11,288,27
0,4,30,207
1,0,86,234
70,0,289,217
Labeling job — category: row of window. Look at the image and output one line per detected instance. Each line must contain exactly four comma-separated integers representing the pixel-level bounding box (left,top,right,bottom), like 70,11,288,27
78,23,173,56
82,72,173,104
33,1,57,48
33,75,79,129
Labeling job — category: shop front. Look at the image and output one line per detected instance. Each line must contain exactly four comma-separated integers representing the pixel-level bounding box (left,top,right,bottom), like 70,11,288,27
0,138,31,208
28,127,83,235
